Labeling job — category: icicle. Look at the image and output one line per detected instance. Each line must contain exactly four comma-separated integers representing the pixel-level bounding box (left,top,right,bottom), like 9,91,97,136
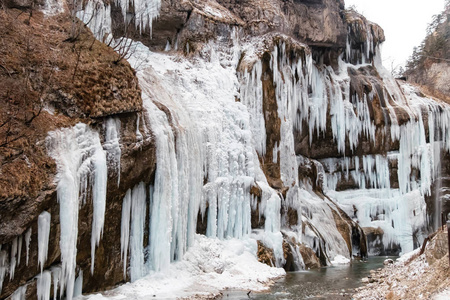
104,117,121,186
164,40,171,51
240,60,266,155
129,183,146,282
38,211,51,273
76,1,112,41
120,189,131,278
115,0,161,36
0,248,7,294
25,228,31,266
51,266,61,300
36,270,51,300
135,114,143,142
11,284,27,300
17,235,22,267
91,144,107,274
73,270,83,298
10,237,18,280
263,193,284,267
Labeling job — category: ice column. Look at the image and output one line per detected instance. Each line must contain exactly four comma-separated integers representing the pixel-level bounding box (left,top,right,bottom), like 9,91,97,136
129,183,146,282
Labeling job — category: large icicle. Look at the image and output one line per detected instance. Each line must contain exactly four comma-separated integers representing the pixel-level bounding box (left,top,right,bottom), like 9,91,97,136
120,189,132,278
38,211,51,273
46,123,107,300
129,183,147,282
90,142,107,274
25,228,31,266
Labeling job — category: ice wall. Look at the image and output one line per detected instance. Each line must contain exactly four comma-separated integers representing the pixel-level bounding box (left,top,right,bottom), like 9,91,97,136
120,39,281,275
316,47,450,254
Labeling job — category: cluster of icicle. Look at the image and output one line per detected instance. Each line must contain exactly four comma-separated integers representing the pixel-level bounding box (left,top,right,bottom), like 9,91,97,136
75,0,161,41
0,120,121,299
239,35,450,255
0,229,32,296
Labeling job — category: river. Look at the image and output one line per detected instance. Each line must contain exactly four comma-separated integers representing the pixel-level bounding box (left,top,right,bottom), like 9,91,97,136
221,256,396,300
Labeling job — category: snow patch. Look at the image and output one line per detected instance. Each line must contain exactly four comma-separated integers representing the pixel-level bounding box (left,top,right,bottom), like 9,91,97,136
83,235,285,299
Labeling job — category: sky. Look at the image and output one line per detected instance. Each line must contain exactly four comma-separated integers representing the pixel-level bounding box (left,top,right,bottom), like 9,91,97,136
344,0,447,72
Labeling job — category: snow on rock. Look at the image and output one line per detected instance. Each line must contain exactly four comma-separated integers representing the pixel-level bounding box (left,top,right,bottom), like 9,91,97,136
83,235,285,300
331,255,350,265
353,230,450,300
433,289,450,300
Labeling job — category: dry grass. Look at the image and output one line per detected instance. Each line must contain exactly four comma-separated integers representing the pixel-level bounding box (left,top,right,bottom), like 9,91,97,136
0,7,140,206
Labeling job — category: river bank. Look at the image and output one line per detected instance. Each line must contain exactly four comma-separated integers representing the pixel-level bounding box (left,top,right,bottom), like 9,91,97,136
354,228,450,300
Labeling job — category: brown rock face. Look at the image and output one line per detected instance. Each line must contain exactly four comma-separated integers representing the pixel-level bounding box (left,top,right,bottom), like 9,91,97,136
217,0,347,47
115,0,349,52
298,244,321,269
257,240,276,267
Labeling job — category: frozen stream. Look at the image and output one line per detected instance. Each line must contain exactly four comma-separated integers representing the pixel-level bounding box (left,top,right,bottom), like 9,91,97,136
223,256,395,300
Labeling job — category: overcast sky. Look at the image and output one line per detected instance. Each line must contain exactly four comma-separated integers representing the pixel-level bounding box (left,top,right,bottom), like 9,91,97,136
344,0,447,71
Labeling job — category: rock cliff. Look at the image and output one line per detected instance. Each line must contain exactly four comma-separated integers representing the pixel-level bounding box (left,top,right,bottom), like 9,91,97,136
0,0,449,299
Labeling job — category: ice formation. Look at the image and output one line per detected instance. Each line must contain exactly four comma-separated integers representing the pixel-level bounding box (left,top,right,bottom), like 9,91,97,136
104,118,121,186
21,1,450,298
37,270,51,300
24,228,31,266
46,123,107,300
129,183,147,281
120,189,131,277
38,211,51,273
11,285,27,300
0,248,7,293
76,0,112,43
85,235,285,299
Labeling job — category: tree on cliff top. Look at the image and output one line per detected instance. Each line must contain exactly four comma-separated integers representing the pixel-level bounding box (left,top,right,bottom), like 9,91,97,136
403,1,450,102
404,1,450,74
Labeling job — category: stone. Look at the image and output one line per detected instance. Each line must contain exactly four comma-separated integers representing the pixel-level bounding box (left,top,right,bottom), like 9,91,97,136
425,230,449,265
